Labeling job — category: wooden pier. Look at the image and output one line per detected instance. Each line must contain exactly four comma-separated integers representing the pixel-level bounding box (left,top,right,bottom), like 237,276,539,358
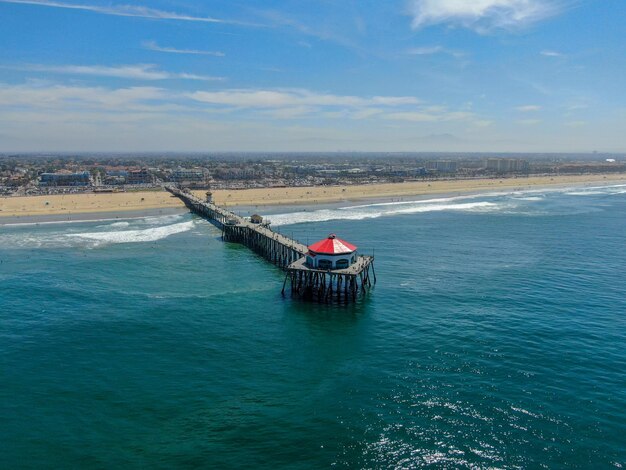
166,185,375,303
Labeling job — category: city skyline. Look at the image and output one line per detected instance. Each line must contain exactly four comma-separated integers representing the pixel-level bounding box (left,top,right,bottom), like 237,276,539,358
1,0,625,152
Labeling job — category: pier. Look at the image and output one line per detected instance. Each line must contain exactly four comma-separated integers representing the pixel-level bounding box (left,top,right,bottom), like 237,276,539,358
166,185,375,302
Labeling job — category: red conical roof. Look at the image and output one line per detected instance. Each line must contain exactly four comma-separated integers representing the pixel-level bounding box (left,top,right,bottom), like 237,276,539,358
308,234,357,254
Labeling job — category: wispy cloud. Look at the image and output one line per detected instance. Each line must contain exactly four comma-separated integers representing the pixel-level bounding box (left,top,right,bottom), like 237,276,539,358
188,88,481,123
0,83,470,123
384,111,474,122
516,104,542,112
407,45,464,58
4,63,225,81
541,49,564,57
408,0,563,32
0,81,490,152
0,82,169,109
188,89,422,108
254,9,361,52
142,41,225,57
0,0,254,25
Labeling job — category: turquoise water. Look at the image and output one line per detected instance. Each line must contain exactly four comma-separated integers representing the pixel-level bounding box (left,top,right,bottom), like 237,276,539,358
1,185,625,468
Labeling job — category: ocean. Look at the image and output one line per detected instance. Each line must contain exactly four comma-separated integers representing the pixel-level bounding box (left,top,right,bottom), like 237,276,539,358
1,184,625,468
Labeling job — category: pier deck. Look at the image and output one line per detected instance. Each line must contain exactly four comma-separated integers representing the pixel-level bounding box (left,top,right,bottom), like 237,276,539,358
166,185,374,302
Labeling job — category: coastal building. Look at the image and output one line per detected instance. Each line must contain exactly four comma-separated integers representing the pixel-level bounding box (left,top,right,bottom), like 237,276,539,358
127,168,153,185
485,158,530,173
250,214,263,224
104,170,129,185
170,168,208,186
306,234,357,270
427,160,458,173
39,171,91,187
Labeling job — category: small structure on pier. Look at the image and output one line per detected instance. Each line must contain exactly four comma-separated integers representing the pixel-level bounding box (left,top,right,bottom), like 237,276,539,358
205,191,213,203
250,214,263,224
306,234,357,270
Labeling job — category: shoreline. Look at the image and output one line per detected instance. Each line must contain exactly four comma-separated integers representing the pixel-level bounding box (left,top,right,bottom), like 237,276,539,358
1,173,626,221
0,207,187,226
200,173,626,209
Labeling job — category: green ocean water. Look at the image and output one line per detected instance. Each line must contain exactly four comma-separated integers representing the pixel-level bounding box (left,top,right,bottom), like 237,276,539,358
1,185,625,468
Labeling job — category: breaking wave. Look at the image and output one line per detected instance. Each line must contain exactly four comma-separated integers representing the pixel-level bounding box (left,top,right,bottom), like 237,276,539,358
100,221,130,228
269,200,502,226
66,221,194,246
0,217,195,249
563,184,626,197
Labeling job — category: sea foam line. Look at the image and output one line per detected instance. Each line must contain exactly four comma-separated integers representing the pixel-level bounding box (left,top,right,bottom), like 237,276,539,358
65,220,194,245
0,212,186,228
269,201,502,226
0,216,143,228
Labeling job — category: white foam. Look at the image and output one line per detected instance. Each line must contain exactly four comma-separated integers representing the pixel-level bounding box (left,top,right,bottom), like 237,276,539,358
65,221,194,246
564,190,610,196
270,201,502,226
341,194,477,210
564,184,626,196
139,213,185,226
394,201,498,215
1,216,140,228
107,221,130,228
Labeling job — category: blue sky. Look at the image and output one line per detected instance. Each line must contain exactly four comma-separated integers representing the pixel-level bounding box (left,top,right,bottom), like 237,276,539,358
0,0,624,152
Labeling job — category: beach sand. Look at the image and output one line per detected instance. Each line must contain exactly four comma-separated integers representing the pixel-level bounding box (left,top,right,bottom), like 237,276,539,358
2,173,626,219
0,190,183,219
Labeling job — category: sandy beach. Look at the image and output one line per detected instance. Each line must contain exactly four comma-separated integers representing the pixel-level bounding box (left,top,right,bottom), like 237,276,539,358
2,173,626,219
0,190,184,219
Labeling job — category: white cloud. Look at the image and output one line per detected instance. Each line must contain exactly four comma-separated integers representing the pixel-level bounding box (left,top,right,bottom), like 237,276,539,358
408,0,561,32
0,0,253,25
371,96,422,106
407,46,464,57
5,63,225,81
142,41,225,57
0,83,466,124
0,83,168,109
540,49,564,57
384,111,474,122
188,89,421,108
516,104,542,112
408,45,445,55
351,108,385,120
260,106,317,119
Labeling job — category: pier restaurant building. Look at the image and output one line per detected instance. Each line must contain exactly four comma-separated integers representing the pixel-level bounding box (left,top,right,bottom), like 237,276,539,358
306,234,357,270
